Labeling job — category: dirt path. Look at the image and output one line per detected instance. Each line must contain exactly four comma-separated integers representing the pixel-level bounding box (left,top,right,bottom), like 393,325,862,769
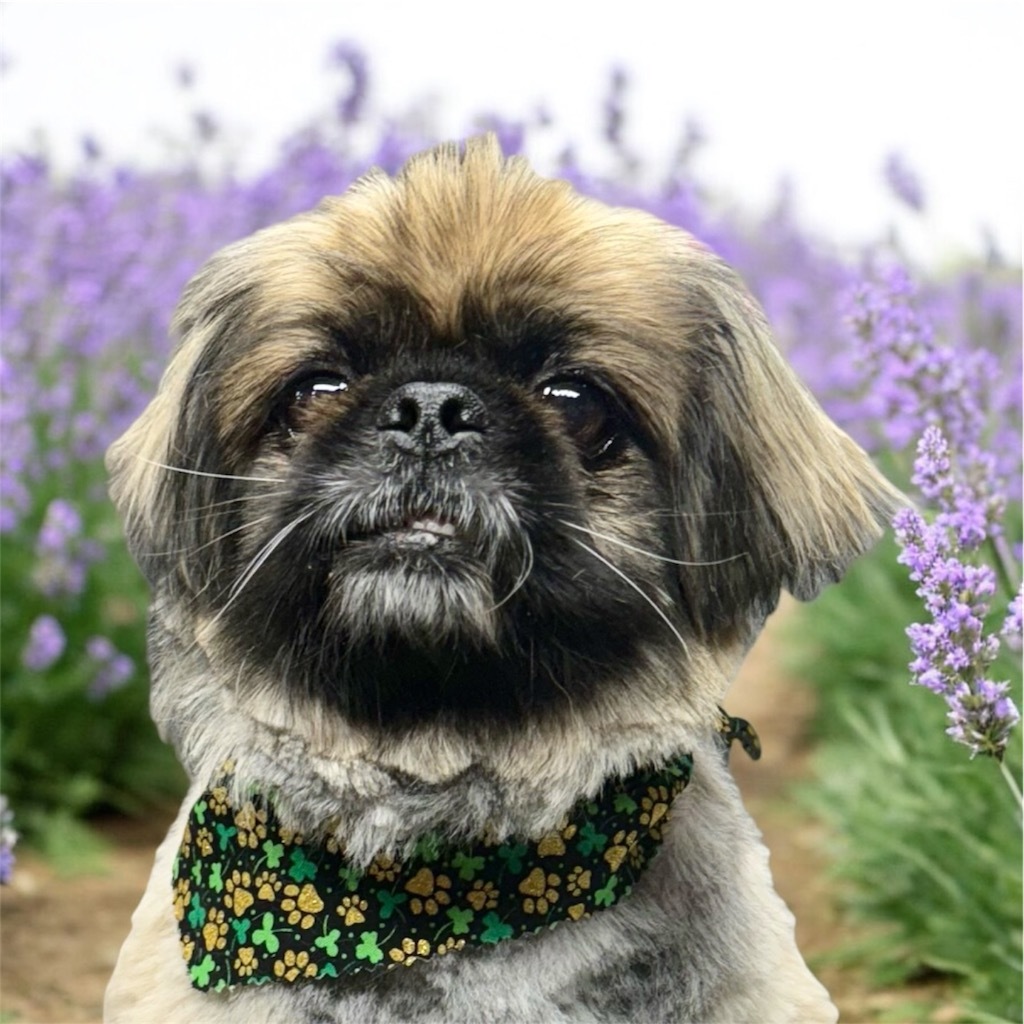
0,605,930,1023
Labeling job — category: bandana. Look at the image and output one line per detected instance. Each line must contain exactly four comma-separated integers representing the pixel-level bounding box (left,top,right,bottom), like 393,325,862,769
173,712,757,992
173,754,693,991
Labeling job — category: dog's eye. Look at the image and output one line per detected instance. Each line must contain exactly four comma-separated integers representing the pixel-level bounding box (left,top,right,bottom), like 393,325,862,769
540,378,623,466
273,373,349,435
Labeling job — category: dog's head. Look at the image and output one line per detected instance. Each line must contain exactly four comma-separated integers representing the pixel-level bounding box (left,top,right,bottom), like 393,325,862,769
108,136,898,745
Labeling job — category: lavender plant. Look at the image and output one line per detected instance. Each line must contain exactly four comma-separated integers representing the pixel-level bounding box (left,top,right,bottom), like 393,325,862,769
0,794,17,884
792,259,1021,1018
895,431,1020,764
847,269,1021,770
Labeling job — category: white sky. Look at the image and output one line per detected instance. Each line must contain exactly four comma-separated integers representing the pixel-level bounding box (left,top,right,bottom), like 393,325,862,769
2,1,1021,263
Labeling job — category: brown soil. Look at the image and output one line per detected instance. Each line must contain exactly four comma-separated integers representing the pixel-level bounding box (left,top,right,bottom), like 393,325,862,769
0,605,946,1023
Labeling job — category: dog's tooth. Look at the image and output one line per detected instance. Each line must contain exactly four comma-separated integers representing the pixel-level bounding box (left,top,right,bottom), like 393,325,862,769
409,519,456,537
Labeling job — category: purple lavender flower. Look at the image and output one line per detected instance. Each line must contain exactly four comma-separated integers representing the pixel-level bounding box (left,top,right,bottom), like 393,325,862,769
31,498,92,597
911,426,1004,549
846,267,998,461
21,613,66,671
0,354,32,531
85,635,135,700
669,118,707,178
602,67,629,150
852,271,1020,757
883,152,925,212
0,796,17,885
892,434,1020,759
327,41,369,125
946,679,1020,757
81,135,102,162
1003,590,1023,653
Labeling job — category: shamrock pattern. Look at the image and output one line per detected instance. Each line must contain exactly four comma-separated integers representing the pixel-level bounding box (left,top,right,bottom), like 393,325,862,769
174,754,694,991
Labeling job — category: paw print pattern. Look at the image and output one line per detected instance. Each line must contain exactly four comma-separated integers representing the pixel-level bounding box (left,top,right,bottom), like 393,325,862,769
175,752,694,991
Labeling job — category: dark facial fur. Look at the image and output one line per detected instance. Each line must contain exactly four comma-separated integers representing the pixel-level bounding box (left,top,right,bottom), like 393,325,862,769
193,295,678,725
108,136,900,735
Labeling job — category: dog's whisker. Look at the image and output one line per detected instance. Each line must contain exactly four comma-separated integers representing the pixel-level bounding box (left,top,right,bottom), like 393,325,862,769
228,511,318,602
169,501,289,534
489,532,535,612
135,455,281,485
138,514,280,560
648,508,756,519
176,490,291,518
190,514,278,554
209,509,319,628
558,520,749,567
570,537,689,657
544,499,754,521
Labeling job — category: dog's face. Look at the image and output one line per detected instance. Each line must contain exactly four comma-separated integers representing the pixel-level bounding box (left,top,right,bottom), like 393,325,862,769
108,137,897,737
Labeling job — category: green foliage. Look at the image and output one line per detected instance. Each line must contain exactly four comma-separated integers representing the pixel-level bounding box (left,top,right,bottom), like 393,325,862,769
791,539,1022,1022
0,467,187,841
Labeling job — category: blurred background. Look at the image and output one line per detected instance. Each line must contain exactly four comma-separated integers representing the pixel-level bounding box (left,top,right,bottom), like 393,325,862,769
1,3,1021,1023
3,1,1021,260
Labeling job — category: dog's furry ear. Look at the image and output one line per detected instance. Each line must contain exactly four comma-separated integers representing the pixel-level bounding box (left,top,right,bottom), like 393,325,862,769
105,300,226,591
669,253,903,641
106,351,187,587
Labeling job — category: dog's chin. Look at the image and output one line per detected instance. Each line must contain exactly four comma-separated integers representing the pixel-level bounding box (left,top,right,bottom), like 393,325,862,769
324,530,499,650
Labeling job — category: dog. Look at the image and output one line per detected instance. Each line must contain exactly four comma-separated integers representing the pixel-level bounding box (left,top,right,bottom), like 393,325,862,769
104,135,899,1023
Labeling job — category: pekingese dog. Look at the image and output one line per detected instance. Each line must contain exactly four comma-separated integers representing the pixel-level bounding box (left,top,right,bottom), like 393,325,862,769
105,136,899,1023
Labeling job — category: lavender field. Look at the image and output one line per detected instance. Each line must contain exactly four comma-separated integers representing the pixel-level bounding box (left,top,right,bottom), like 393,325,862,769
1,45,1020,1021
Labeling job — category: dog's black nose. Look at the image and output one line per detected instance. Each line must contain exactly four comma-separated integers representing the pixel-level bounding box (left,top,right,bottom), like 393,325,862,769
377,381,488,454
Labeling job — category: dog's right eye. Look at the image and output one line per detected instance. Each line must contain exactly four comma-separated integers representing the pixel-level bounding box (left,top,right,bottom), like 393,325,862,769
540,377,625,468
272,373,349,435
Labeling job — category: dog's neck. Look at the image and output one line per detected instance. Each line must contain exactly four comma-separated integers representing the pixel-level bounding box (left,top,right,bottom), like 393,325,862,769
150,601,745,860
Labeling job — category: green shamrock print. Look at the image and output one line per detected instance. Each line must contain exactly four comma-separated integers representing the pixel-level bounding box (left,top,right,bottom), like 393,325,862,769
355,930,384,964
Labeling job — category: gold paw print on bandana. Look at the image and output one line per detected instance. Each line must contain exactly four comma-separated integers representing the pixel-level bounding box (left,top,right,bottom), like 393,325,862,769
233,946,258,978
534,819,578,857
466,879,498,911
518,868,561,914
388,937,432,966
201,908,228,952
281,883,323,928
273,949,318,982
566,866,592,896
223,870,255,916
404,868,453,915
337,895,368,926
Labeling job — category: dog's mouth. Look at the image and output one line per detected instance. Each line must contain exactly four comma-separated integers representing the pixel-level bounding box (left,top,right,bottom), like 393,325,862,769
347,514,461,551
390,517,458,548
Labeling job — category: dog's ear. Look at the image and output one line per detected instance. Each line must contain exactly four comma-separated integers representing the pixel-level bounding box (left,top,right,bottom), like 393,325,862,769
106,300,227,593
668,253,903,641
107,349,189,589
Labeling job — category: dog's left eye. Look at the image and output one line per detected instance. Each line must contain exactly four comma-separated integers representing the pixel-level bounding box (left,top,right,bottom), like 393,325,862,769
540,378,623,466
272,373,349,435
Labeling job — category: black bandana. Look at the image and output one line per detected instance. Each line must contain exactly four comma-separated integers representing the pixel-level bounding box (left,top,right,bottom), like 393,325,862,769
173,754,694,991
